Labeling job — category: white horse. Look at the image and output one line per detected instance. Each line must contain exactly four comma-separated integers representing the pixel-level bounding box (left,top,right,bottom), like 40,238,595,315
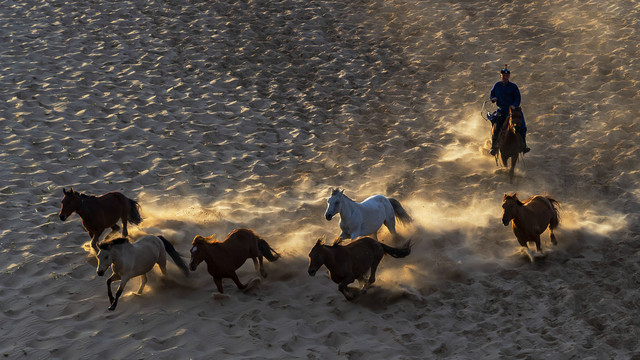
96,235,189,311
324,188,412,240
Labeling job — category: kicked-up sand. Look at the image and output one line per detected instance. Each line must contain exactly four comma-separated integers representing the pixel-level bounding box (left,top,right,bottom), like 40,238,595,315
1,0,639,358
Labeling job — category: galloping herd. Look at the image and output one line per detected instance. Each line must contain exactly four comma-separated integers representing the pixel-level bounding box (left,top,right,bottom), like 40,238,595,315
59,186,560,310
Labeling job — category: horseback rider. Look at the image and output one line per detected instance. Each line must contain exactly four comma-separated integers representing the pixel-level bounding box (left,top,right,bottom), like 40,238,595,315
489,65,530,155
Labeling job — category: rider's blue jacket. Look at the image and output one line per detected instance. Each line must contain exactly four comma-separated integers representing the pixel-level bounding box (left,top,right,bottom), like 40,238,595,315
490,81,521,111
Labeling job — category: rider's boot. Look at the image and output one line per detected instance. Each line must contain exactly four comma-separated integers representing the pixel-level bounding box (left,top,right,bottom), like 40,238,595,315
521,135,530,154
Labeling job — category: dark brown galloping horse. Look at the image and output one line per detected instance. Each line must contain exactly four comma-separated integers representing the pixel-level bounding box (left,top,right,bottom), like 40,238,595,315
307,237,412,301
502,193,560,259
189,228,280,294
495,106,524,182
59,188,142,252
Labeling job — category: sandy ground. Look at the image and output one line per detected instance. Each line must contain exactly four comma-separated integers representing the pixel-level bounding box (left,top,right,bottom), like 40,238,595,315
1,0,639,358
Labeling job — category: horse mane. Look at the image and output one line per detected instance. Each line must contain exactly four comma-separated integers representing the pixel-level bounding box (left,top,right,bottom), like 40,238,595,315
98,237,130,249
79,192,96,200
503,193,523,206
192,234,219,245
68,189,94,200
331,236,345,246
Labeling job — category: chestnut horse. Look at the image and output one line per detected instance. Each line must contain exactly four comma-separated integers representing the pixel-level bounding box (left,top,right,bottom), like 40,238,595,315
59,188,142,253
501,193,560,259
495,107,524,182
307,237,412,300
189,228,280,294
96,235,189,311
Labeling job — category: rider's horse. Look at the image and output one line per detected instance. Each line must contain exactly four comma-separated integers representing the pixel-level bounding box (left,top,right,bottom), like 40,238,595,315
495,107,524,182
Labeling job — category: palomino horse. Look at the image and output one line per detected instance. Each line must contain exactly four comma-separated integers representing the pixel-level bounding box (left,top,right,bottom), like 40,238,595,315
324,188,412,240
307,237,412,300
501,193,560,259
59,188,142,253
189,228,280,294
494,106,524,182
96,235,189,311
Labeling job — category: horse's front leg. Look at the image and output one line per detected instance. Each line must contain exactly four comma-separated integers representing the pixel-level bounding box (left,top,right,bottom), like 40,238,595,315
91,230,105,253
338,277,356,300
109,276,130,311
106,272,121,304
534,235,543,254
213,277,224,293
509,155,517,183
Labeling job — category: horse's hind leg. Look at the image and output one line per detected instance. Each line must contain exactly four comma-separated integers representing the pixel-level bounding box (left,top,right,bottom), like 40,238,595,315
157,252,167,276
362,260,381,294
549,227,558,245
384,217,397,238
120,213,128,236
229,272,247,290
253,256,267,278
137,274,147,294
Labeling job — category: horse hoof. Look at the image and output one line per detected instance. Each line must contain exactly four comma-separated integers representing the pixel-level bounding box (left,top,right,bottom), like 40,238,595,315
244,278,260,291
213,293,229,301
108,305,116,311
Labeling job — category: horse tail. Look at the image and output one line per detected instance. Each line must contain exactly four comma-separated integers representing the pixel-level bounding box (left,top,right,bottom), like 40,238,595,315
257,238,281,262
158,235,189,276
380,240,412,258
127,198,142,225
389,198,413,224
547,197,561,230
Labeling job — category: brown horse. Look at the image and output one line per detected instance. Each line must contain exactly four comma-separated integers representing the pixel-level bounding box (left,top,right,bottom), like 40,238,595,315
307,237,412,300
189,228,280,293
59,188,142,253
495,106,524,182
501,193,560,259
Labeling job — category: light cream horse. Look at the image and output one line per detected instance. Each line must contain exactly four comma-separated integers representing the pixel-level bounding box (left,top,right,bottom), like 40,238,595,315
96,235,189,311
501,193,560,259
324,188,412,240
